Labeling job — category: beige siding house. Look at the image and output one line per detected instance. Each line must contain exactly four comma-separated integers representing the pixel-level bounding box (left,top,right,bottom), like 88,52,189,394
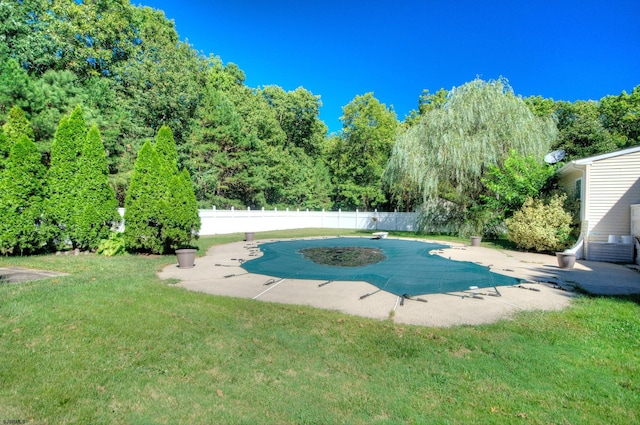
557,146,640,263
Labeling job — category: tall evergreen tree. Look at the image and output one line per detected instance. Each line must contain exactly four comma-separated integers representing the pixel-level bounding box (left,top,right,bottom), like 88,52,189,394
2,105,34,144
74,125,120,250
124,125,200,254
186,87,246,207
0,136,49,255
0,56,39,120
155,126,199,250
155,124,179,172
45,105,87,248
123,140,166,253
160,168,201,251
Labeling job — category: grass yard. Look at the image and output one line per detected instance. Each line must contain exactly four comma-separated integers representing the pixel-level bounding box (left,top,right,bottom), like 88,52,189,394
1,230,638,424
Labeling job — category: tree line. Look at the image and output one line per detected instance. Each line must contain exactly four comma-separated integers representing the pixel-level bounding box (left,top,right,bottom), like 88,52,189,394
1,0,639,252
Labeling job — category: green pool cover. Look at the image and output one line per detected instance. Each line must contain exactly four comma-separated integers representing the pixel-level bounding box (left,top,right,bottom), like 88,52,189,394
241,237,521,297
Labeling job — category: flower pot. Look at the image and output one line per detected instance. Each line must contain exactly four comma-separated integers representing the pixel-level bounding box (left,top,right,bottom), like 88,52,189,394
245,232,255,242
556,252,576,270
175,248,197,269
470,236,482,247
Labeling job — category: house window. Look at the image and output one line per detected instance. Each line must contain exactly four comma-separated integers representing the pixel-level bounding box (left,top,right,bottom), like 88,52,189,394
575,179,582,200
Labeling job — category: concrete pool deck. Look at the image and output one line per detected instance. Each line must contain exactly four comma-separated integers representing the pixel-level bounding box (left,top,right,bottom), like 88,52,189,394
158,237,640,327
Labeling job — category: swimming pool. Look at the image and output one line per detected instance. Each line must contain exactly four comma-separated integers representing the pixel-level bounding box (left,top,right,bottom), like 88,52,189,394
241,237,521,296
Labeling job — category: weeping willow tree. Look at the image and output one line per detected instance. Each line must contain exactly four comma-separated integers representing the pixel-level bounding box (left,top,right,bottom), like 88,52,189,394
384,78,557,236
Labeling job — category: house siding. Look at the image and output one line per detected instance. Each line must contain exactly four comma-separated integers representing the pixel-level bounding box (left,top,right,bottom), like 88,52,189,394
586,150,640,243
559,169,583,198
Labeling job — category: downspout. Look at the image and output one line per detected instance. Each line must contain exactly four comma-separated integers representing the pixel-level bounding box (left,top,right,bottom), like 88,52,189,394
560,161,588,259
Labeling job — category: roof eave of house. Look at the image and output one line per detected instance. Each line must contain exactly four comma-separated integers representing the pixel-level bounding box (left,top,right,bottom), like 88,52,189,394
556,145,640,176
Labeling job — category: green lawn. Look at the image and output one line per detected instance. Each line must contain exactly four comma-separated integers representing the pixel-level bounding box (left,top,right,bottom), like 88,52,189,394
1,230,638,424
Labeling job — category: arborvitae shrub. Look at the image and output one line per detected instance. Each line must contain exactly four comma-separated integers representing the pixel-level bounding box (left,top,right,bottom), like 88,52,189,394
123,140,166,253
1,106,34,171
74,125,120,250
506,194,573,253
155,125,179,172
2,105,34,144
123,126,200,254
0,136,49,255
160,168,201,250
46,106,87,248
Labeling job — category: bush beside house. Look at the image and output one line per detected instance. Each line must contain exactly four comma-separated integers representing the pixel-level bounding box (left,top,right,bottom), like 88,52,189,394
507,194,573,252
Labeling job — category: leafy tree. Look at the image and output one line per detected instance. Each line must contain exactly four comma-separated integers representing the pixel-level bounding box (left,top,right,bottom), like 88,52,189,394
227,82,310,208
507,194,572,253
329,92,398,210
553,100,620,159
74,125,120,250
49,0,139,78
523,95,556,118
404,88,448,127
0,136,48,255
263,145,333,210
599,85,640,148
112,6,206,155
0,0,65,75
29,70,104,149
260,85,327,156
385,78,557,236
46,105,87,248
482,149,556,218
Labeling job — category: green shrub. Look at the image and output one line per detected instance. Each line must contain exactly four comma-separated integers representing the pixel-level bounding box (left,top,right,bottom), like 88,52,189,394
74,125,120,250
46,106,87,248
481,149,555,218
123,140,165,253
506,194,573,253
123,127,200,254
96,232,127,256
2,105,34,144
0,136,50,255
159,169,201,251
1,106,34,172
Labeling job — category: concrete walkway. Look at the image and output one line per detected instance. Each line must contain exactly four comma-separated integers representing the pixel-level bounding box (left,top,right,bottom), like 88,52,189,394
158,237,640,327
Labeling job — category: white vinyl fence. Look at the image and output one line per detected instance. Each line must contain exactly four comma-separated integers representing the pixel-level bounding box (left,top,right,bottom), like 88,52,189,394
118,208,418,235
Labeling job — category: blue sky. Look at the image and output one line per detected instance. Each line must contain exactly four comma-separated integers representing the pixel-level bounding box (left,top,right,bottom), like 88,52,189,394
139,0,640,134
